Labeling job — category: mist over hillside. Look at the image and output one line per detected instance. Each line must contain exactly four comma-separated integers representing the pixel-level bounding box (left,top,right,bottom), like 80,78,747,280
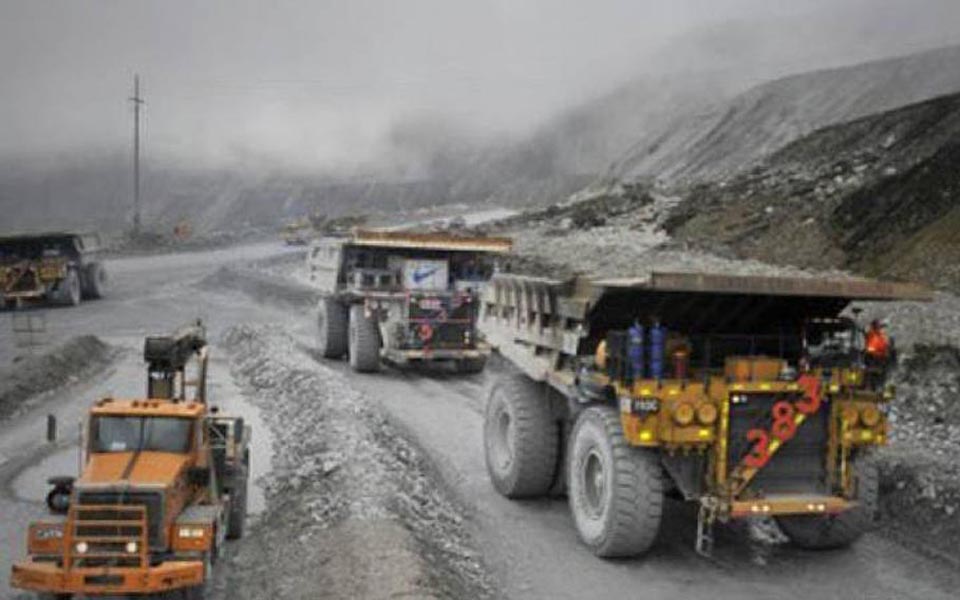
3,1,960,235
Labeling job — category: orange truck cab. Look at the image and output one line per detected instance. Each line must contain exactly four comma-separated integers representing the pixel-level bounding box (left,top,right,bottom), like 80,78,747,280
11,323,250,598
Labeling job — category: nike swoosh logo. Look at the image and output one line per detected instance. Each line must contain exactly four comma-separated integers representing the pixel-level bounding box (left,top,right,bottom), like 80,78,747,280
412,267,438,283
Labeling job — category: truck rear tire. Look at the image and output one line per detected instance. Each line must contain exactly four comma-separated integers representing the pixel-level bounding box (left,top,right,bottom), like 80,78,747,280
777,456,879,550
484,374,559,498
348,304,380,372
81,262,107,299
317,297,348,359
568,406,663,558
227,471,248,540
55,269,81,306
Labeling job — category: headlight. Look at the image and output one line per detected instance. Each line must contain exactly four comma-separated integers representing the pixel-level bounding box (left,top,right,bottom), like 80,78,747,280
178,526,205,539
75,541,89,554
125,541,138,554
673,403,695,426
696,403,718,425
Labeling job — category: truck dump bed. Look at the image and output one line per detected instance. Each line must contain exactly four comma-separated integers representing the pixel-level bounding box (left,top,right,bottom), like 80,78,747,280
480,270,932,381
350,229,513,254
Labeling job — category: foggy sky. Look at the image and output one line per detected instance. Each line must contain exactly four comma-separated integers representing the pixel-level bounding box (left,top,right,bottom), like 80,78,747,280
1,0,959,173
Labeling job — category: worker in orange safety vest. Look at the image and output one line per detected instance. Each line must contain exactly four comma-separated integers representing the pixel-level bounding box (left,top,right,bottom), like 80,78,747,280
865,319,890,359
864,319,892,388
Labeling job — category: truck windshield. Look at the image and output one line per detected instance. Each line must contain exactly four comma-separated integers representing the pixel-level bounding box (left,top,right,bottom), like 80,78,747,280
91,416,192,453
804,319,862,367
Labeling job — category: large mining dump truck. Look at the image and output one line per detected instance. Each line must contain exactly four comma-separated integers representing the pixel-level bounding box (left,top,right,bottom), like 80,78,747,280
479,271,931,557
11,323,250,598
0,232,107,308
309,229,512,373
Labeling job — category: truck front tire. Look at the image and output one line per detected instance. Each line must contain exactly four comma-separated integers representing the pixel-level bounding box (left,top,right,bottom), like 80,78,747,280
227,469,248,540
317,297,348,359
81,262,107,299
568,406,663,558
777,456,879,550
484,375,559,497
348,304,380,372
55,269,81,306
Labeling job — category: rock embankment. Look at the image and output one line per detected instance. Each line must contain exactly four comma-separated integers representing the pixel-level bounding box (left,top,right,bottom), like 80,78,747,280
220,325,493,600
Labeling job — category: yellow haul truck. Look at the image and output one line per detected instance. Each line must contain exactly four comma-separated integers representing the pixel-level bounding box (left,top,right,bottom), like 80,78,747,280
479,271,930,557
0,232,107,308
11,323,250,598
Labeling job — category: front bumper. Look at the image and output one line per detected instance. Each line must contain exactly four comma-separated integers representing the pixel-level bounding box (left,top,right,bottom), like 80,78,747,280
1,288,47,301
728,495,854,519
384,344,491,362
11,559,204,595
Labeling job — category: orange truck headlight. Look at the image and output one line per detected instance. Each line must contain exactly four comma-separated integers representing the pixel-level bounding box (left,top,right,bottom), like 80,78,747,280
173,524,211,552
672,403,695,426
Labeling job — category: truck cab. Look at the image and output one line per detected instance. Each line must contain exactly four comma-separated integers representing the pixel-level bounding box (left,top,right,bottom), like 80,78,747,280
11,324,250,598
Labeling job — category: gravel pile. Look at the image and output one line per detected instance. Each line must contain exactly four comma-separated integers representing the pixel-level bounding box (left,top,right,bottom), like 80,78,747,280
876,344,960,565
197,265,319,309
0,335,114,421
220,324,493,599
503,203,850,281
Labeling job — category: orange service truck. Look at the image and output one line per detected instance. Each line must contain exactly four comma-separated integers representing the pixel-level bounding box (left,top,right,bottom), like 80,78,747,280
11,322,250,598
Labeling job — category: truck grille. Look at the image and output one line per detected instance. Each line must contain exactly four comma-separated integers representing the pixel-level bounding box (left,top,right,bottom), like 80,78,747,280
67,503,148,569
73,491,164,556
728,394,829,496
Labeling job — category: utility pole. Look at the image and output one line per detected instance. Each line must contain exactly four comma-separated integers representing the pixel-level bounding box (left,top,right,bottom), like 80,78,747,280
129,74,145,235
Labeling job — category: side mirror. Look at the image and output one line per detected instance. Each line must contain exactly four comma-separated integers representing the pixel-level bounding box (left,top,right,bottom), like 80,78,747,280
187,466,210,487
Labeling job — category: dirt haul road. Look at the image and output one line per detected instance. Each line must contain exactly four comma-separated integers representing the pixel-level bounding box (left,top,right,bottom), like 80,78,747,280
0,240,958,599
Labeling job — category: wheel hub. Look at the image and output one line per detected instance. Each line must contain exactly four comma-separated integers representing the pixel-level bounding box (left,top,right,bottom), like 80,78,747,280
583,449,606,517
494,408,514,470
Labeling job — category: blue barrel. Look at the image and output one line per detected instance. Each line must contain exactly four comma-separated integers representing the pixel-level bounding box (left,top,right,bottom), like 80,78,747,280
649,324,666,380
628,323,645,381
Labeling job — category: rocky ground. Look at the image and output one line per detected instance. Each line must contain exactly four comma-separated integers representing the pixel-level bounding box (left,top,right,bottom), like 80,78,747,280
218,324,494,599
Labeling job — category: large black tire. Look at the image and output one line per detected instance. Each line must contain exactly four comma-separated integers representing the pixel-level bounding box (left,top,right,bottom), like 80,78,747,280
568,406,663,558
54,269,81,306
81,262,107,299
317,296,348,359
348,304,380,373
456,355,487,374
777,456,879,550
227,471,248,540
484,374,559,498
